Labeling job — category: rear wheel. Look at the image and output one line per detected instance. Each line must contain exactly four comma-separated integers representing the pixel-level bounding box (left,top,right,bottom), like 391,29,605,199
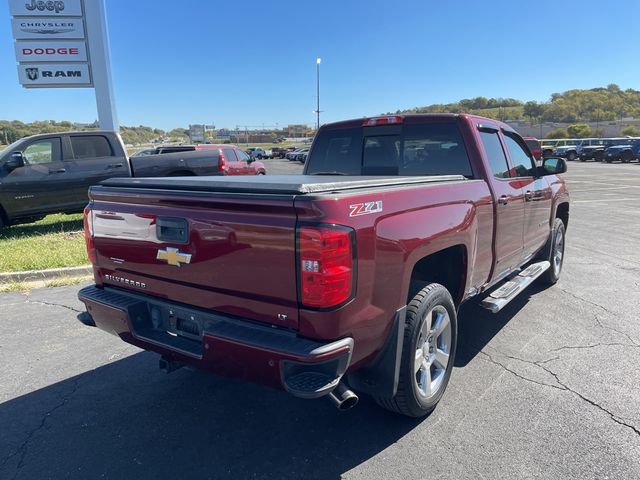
375,283,457,417
567,152,576,161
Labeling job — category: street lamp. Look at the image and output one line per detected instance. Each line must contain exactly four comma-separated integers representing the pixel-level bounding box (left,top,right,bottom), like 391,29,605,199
315,57,321,131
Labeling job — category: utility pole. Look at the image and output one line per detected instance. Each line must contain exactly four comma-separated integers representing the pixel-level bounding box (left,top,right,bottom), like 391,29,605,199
316,57,321,131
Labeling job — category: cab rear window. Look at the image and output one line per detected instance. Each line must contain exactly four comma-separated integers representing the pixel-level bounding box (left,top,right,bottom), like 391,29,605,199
307,123,472,177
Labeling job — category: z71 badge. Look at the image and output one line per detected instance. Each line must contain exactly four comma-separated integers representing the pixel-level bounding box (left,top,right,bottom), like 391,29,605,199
349,200,383,217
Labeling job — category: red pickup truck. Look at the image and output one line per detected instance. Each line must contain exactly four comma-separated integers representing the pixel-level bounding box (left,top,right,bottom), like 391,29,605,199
77,114,569,417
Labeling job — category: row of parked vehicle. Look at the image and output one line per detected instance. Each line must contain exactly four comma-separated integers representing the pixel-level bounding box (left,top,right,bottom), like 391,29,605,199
244,146,310,163
0,132,267,228
540,137,640,163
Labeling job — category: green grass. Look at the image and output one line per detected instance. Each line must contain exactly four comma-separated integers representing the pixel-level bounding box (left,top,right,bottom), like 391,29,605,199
0,213,88,272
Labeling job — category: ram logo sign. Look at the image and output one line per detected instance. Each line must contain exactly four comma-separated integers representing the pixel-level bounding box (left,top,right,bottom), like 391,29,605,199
349,201,383,217
17,62,92,88
25,67,38,80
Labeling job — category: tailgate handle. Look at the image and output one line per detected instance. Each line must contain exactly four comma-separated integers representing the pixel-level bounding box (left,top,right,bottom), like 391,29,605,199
156,217,189,244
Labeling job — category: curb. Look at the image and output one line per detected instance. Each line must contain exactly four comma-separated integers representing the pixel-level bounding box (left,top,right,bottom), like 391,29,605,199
0,265,92,284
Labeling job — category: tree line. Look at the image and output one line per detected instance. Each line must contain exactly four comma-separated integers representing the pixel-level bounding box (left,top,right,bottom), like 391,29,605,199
392,84,640,125
0,120,189,146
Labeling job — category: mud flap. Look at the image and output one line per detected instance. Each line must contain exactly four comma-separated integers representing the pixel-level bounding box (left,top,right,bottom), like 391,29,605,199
347,306,406,398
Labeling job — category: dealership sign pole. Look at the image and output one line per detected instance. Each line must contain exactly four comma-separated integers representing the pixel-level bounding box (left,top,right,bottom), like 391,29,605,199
8,0,119,131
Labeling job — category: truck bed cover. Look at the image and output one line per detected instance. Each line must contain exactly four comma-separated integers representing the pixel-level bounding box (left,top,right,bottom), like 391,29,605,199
99,174,467,195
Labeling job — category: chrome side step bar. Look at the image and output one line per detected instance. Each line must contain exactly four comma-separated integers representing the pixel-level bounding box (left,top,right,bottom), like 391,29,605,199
480,261,550,313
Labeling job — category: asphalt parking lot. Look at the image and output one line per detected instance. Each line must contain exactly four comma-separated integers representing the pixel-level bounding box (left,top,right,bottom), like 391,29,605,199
1,159,639,479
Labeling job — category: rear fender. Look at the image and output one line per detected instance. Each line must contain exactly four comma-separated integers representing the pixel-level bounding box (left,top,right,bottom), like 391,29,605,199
374,202,479,309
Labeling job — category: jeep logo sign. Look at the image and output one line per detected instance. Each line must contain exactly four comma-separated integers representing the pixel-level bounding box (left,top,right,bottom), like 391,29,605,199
9,0,83,16
14,41,87,62
17,63,92,88
25,0,66,14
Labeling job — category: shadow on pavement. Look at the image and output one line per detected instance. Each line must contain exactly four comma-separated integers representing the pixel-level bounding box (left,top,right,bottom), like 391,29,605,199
454,282,547,367
0,351,419,479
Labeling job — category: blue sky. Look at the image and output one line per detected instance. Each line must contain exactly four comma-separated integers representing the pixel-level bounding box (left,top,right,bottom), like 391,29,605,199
1,0,639,130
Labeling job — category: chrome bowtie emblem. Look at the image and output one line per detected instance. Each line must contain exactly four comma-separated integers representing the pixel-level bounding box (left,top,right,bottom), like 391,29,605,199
156,247,192,267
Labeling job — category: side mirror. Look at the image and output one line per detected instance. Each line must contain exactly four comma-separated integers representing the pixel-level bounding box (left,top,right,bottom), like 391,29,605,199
5,152,25,171
540,157,566,175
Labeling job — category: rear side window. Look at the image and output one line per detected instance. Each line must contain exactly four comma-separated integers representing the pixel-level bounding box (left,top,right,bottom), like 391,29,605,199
479,131,510,179
222,148,238,161
70,136,113,159
306,123,473,177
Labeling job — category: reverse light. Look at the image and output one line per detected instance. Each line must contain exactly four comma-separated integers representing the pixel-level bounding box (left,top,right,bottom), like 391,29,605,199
83,207,96,264
363,116,403,127
298,226,355,308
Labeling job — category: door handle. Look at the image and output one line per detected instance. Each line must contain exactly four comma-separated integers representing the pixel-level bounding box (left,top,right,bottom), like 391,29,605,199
525,190,542,201
498,195,509,205
49,168,66,174
108,162,124,169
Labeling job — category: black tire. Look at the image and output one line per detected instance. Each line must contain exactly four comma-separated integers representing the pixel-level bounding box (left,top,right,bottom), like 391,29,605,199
567,152,576,161
539,217,566,285
375,283,457,417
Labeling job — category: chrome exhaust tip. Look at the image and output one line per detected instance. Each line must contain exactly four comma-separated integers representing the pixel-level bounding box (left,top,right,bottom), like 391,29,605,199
328,383,359,411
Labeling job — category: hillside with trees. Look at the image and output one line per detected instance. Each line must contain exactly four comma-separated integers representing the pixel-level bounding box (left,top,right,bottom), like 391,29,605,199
391,84,640,125
0,120,171,146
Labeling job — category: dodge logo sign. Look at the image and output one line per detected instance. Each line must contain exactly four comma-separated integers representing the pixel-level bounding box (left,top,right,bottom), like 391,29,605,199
26,67,38,81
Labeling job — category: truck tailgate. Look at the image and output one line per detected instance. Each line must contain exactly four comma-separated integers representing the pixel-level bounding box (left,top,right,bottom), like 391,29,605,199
87,186,299,329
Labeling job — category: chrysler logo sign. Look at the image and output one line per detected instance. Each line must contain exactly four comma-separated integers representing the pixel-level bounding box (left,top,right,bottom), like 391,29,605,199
12,17,85,40
25,0,66,14
20,21,76,35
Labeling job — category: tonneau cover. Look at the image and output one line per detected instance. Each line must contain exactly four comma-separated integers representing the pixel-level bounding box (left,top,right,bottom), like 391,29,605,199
99,174,466,195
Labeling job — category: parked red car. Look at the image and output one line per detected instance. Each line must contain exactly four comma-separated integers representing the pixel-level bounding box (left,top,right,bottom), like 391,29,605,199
523,136,543,163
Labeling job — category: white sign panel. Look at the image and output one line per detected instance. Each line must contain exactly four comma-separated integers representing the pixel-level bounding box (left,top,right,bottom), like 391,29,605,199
17,62,92,87
12,17,85,39
14,40,87,62
9,0,83,16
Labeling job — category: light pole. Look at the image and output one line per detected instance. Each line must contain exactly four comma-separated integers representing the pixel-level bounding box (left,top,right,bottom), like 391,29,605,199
316,57,321,131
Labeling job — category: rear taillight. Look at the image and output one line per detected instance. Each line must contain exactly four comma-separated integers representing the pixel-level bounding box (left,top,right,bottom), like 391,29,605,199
83,207,96,264
218,153,228,174
363,115,403,127
298,226,355,308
